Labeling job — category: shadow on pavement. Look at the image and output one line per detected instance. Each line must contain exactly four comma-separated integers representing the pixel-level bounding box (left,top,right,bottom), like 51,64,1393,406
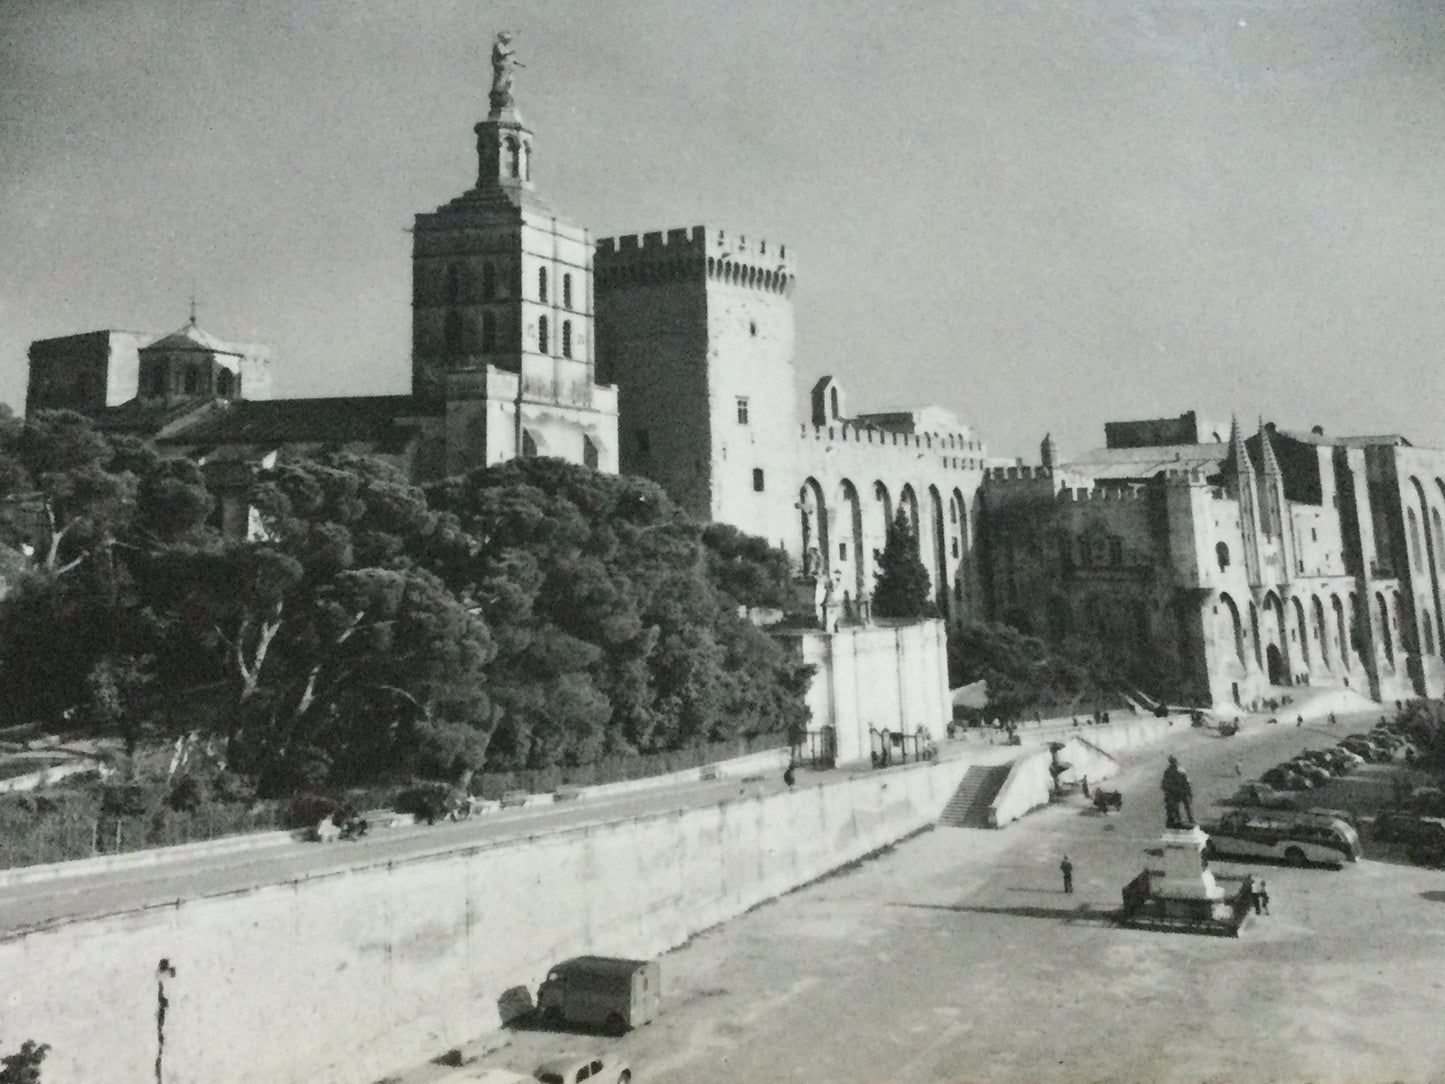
894,900,1115,926
1419,890,1445,904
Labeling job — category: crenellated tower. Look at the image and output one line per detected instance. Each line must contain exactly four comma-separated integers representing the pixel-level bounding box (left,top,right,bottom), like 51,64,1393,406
595,226,798,547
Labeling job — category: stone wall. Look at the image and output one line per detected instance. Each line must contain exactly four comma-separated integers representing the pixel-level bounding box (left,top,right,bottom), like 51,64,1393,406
0,756,978,1084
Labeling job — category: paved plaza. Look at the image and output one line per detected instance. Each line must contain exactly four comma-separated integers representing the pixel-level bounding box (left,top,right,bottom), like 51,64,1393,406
435,707,1445,1084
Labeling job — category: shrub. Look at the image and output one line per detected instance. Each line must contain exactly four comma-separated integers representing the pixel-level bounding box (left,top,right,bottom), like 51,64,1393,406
0,1039,49,1084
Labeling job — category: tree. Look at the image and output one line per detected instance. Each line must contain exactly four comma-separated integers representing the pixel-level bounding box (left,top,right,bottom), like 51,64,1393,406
0,1039,48,1084
871,508,935,619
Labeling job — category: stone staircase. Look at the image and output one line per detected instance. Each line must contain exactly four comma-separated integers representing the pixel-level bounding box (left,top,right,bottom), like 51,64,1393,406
937,764,1014,828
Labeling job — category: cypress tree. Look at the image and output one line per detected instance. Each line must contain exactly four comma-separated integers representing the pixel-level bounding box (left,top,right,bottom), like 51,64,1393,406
871,509,935,618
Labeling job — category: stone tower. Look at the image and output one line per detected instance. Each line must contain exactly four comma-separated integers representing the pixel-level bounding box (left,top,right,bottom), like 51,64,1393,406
410,32,616,476
594,227,798,548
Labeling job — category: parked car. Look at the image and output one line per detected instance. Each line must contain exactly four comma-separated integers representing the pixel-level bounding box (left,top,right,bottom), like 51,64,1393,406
1261,766,1312,791
1227,783,1300,810
1372,812,1445,849
533,1054,632,1084
1287,760,1332,786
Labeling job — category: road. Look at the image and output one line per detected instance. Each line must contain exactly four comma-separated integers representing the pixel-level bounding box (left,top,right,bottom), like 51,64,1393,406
443,710,1445,1084
0,774,801,934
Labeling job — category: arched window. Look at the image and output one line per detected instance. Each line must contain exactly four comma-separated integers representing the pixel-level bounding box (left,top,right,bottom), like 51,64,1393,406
829,387,839,419
481,311,496,352
562,273,573,310
520,141,530,181
1408,508,1422,567
482,262,496,300
505,136,520,177
561,320,572,358
538,315,549,354
538,268,548,303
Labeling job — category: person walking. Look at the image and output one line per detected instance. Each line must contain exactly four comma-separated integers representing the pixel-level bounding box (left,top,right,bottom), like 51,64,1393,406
1060,855,1074,894
783,763,796,790
1256,878,1270,915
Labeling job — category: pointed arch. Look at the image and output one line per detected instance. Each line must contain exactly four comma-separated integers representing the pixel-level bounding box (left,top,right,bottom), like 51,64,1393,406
1249,601,1263,670
1376,591,1394,667
799,478,829,579
1332,594,1350,671
1292,596,1309,667
1220,592,1246,666
898,484,921,558
1312,594,1330,670
928,485,948,606
837,479,865,602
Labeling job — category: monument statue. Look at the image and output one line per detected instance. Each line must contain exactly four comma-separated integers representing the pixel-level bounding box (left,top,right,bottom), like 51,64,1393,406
490,31,523,109
1161,754,1195,829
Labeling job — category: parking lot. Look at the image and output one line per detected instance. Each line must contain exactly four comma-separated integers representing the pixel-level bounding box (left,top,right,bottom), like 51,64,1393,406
409,710,1445,1084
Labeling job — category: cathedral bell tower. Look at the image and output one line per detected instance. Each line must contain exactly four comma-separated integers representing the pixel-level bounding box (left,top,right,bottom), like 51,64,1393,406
409,31,617,476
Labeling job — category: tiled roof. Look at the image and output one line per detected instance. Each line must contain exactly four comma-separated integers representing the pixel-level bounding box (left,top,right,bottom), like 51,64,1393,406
141,323,245,355
155,395,432,451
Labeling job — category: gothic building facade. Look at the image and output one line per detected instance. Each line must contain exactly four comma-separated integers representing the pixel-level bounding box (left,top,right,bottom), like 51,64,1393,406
979,411,1445,705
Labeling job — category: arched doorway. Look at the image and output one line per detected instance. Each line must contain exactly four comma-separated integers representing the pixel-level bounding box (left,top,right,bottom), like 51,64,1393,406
1266,643,1286,685
798,478,828,580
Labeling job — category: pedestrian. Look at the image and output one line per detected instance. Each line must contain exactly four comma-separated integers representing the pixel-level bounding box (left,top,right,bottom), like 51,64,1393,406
1245,875,1260,914
1328,713,1337,726
1060,855,1074,894
1256,878,1269,915
1234,760,1242,776
783,763,796,789
1296,716,1302,728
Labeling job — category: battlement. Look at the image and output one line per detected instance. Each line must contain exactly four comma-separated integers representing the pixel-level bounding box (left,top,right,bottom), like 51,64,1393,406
597,225,789,262
985,465,1054,482
1059,485,1146,503
596,226,796,295
799,422,986,464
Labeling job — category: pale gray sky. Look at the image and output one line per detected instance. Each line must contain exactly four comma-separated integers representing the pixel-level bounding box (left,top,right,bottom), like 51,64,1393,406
3,0,1443,459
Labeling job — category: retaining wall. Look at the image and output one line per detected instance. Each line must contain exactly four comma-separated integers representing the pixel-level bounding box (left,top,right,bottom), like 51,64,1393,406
988,716,1179,827
0,756,979,1084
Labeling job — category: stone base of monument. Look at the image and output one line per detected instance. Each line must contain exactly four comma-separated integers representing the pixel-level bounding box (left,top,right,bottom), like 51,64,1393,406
1119,826,1253,937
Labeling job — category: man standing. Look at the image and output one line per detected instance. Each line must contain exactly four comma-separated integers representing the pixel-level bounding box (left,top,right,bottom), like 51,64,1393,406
1060,855,1074,894
1256,879,1270,915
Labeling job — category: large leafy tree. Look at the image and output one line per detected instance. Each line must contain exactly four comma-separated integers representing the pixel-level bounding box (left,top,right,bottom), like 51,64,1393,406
141,455,495,791
426,458,810,769
872,508,935,619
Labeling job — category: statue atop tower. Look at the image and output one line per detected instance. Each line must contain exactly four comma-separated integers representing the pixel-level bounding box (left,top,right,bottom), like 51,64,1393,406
490,31,523,114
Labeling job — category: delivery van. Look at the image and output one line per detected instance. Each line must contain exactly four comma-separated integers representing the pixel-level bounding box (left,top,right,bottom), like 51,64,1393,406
537,955,660,1034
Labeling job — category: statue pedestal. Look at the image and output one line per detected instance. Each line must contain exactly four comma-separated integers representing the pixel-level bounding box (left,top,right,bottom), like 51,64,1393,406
1147,826,1224,903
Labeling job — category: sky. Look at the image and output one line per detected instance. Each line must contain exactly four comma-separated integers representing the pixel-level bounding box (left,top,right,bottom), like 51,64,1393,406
3,0,1444,461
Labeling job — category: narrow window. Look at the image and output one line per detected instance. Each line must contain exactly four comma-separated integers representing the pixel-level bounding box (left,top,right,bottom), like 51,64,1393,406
749,320,758,337
538,315,549,354
736,397,749,424
561,320,572,358
562,273,573,310
505,136,520,177
829,386,839,419
1216,542,1231,571
521,430,537,457
538,267,548,303
952,538,960,558
753,468,765,492
839,542,848,561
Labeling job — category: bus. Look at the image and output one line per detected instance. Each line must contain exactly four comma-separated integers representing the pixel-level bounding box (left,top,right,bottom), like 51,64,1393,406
1202,809,1361,869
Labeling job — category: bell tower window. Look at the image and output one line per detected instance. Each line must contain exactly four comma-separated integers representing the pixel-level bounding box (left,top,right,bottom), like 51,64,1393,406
538,267,548,303
563,273,573,310
538,315,549,354
561,320,572,358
